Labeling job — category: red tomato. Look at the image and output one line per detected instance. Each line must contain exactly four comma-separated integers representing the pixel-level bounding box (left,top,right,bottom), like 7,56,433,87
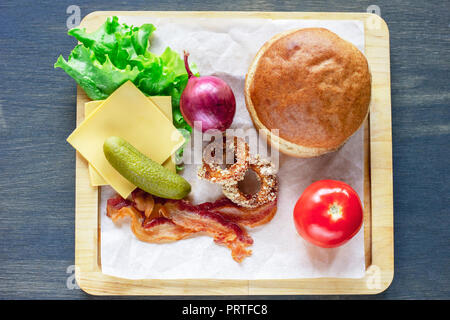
293,180,363,248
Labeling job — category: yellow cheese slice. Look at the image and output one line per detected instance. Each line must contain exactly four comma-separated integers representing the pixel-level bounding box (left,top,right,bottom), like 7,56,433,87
67,81,184,198
84,96,176,186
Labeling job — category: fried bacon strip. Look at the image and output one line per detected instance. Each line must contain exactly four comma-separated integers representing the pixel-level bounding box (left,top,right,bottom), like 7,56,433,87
106,189,278,262
163,200,254,263
107,196,194,243
192,197,278,228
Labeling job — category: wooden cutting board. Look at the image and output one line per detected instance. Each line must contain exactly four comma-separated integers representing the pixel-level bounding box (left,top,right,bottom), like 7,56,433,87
73,11,393,295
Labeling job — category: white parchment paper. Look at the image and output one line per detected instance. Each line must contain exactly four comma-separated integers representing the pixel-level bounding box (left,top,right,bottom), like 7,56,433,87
101,17,366,279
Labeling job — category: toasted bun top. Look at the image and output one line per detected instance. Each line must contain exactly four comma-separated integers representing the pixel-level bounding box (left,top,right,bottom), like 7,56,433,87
246,28,371,150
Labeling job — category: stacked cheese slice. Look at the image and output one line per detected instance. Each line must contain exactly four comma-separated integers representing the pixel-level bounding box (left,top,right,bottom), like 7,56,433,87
67,81,185,198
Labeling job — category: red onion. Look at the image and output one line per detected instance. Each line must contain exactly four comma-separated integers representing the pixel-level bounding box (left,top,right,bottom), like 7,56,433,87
180,51,236,132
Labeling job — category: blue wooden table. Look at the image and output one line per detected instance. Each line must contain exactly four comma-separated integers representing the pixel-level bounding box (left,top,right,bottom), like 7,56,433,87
0,0,448,299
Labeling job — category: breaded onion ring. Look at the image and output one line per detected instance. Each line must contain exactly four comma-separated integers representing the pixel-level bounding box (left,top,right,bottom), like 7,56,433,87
198,135,250,185
222,155,278,208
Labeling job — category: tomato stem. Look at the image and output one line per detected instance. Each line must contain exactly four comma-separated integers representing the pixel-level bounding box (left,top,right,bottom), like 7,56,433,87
328,203,343,221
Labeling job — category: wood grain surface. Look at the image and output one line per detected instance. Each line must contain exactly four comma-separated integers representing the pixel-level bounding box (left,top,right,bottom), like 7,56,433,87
0,0,448,299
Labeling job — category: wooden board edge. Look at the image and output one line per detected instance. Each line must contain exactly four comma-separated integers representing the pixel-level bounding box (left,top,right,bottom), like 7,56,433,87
365,12,394,293
364,117,372,268
73,11,393,295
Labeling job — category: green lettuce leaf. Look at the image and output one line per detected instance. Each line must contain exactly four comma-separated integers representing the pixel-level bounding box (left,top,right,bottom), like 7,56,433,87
68,16,156,69
54,44,140,100
55,16,196,170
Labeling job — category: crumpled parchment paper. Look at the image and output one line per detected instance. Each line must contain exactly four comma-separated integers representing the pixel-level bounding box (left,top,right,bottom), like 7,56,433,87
100,16,366,279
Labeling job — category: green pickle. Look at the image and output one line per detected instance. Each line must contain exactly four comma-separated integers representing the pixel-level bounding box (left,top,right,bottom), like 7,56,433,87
103,136,191,199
